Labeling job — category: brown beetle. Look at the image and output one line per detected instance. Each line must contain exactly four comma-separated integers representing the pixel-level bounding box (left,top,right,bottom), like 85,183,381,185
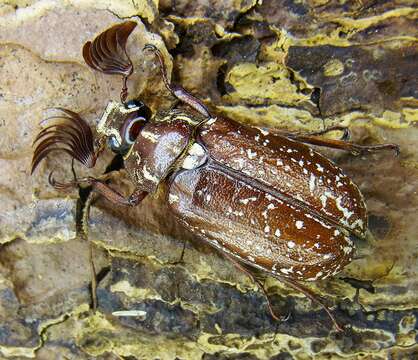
31,21,399,331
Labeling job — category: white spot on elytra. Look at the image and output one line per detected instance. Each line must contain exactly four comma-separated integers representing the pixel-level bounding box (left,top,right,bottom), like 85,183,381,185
264,226,270,233
320,193,329,208
287,241,295,248
280,267,293,274
309,173,316,192
239,197,257,205
275,229,281,237
316,164,324,172
247,149,257,159
295,221,304,229
315,271,323,279
234,158,245,169
343,246,352,254
335,196,355,220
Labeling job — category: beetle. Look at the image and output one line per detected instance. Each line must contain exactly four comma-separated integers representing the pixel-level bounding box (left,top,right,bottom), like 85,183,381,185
31,21,399,331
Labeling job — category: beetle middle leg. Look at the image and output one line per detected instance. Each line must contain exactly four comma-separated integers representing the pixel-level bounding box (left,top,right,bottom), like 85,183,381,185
144,44,212,118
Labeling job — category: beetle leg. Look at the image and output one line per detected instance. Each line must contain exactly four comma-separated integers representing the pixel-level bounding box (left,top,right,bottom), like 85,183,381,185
301,125,350,141
169,239,187,265
49,173,147,206
84,179,148,206
274,125,350,141
223,253,290,322
144,44,212,118
276,275,344,332
282,134,400,156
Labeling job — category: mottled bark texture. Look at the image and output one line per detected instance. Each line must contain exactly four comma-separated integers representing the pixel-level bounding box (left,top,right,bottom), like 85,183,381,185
0,1,417,359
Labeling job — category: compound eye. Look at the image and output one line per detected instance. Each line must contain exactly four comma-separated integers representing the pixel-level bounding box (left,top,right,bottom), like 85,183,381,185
122,116,146,145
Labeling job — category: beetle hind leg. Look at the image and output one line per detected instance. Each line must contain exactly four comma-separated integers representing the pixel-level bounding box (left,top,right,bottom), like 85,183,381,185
275,125,350,141
223,253,290,322
283,132,399,156
276,275,344,332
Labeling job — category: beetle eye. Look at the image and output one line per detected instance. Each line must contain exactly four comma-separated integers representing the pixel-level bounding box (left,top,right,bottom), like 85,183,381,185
122,116,146,145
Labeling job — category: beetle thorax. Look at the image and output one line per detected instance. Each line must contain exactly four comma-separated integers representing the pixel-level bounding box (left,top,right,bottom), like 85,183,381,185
124,111,201,193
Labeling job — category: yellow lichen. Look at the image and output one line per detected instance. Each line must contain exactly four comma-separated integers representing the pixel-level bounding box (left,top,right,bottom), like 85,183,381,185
111,280,162,301
323,59,345,77
224,62,310,106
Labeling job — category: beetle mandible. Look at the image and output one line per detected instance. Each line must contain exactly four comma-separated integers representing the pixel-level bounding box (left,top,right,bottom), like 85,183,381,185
31,21,399,331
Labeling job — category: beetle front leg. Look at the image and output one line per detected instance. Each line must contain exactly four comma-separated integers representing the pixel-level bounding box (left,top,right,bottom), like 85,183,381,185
87,179,147,206
144,44,212,118
50,174,147,206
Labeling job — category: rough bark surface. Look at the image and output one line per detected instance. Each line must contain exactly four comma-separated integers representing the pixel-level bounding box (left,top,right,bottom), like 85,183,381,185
0,1,417,359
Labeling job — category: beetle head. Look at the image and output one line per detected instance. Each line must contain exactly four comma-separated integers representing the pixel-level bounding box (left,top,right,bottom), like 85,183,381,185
96,100,152,157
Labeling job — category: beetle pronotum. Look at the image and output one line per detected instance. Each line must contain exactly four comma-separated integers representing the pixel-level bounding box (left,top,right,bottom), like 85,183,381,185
31,21,399,331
